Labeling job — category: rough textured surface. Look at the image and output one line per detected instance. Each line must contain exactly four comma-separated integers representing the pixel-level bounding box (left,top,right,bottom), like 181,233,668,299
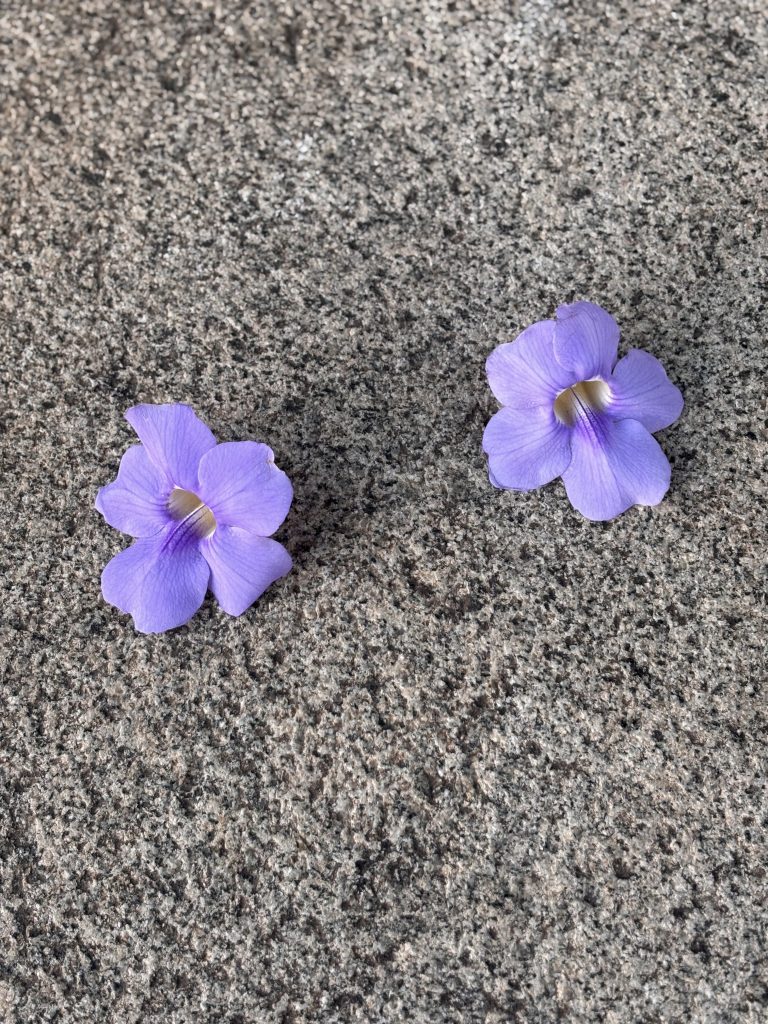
1,2,766,1021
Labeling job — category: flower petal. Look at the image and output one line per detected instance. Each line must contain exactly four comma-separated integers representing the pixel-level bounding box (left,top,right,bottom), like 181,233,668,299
201,527,292,616
124,404,217,492
561,416,672,521
607,348,684,432
196,441,293,536
554,301,619,380
483,406,572,491
95,445,171,537
101,528,210,633
486,320,572,409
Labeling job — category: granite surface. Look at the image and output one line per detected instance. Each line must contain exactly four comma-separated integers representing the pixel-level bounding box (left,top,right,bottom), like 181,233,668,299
1,1,767,1021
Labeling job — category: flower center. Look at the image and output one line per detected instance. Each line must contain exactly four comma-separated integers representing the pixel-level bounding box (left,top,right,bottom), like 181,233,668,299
167,487,217,538
553,379,610,426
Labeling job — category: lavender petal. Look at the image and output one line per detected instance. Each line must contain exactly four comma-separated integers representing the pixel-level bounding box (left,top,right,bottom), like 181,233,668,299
561,415,672,521
486,319,573,409
554,301,619,380
101,528,210,633
202,526,292,616
95,444,171,537
125,403,217,492
483,405,572,491
607,348,684,432
197,441,293,536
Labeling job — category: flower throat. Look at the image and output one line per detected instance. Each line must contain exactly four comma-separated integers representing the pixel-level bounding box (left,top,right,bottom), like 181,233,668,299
167,487,217,538
553,379,610,427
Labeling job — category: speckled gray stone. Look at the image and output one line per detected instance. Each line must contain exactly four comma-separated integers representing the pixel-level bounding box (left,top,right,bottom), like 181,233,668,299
1,1,766,1021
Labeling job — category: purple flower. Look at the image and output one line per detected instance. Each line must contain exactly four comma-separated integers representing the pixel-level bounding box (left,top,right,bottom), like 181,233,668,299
483,302,683,521
95,404,293,633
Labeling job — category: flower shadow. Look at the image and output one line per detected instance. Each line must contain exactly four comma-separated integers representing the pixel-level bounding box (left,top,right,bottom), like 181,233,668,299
243,392,399,573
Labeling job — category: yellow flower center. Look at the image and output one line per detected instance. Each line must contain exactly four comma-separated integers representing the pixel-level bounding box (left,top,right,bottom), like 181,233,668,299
553,379,610,426
167,487,217,538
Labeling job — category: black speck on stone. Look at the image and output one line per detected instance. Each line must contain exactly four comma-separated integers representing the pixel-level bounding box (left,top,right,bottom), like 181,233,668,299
80,166,104,186
690,937,711,962
613,859,635,880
